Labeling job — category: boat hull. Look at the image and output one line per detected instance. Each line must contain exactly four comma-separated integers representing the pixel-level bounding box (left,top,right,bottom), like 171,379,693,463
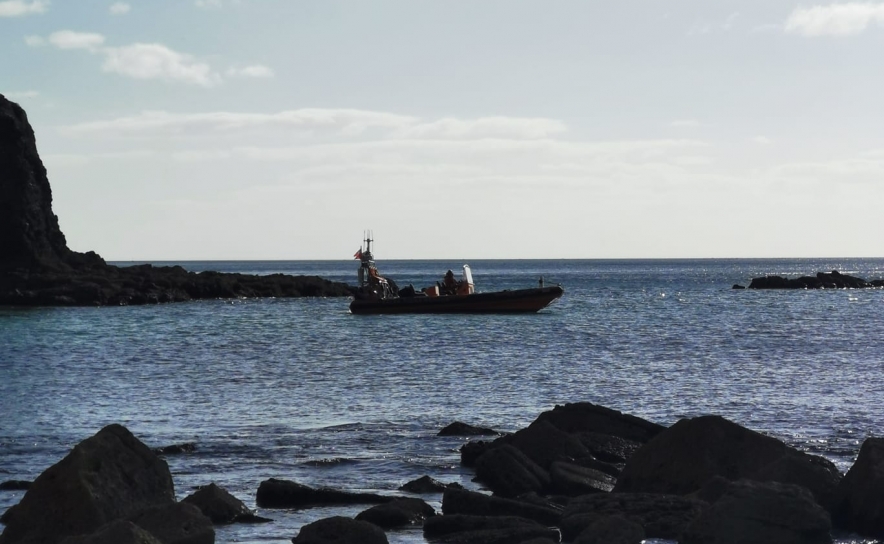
349,286,564,315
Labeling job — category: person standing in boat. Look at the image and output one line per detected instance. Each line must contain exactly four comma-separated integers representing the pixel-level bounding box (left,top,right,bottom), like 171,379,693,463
441,270,458,295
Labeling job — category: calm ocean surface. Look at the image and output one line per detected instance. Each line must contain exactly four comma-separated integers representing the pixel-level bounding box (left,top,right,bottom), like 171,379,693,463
2,258,884,543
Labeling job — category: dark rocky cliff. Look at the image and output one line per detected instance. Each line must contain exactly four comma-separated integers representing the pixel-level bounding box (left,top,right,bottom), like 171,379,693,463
0,94,354,306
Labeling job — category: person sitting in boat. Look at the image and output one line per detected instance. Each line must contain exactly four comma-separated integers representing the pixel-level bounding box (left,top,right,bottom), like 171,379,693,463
441,269,458,295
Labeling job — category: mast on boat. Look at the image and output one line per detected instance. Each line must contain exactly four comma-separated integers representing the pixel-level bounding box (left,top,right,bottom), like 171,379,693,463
356,230,393,298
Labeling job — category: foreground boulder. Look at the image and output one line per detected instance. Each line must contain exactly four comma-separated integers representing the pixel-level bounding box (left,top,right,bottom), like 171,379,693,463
256,478,393,509
614,415,842,508
59,520,163,544
681,479,831,544
126,502,214,544
423,514,560,544
441,488,562,526
0,424,175,544
831,437,884,538
560,493,706,540
473,444,550,497
573,515,644,544
291,516,388,544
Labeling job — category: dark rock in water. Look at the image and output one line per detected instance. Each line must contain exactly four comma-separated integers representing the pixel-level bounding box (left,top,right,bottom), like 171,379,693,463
0,94,354,307
126,502,214,544
441,488,562,527
0,481,30,491
573,515,644,544
423,514,560,544
473,444,550,497
533,402,664,444
291,516,388,544
681,479,832,544
748,450,842,511
153,443,196,455
438,421,500,436
614,415,842,509
182,483,270,524
613,415,789,495
59,520,163,544
573,431,642,465
732,284,745,289
355,497,435,529
399,476,462,494
0,424,176,544
561,492,706,541
831,437,884,538
497,420,591,470
255,478,393,509
748,270,883,290
460,440,493,467
548,461,615,496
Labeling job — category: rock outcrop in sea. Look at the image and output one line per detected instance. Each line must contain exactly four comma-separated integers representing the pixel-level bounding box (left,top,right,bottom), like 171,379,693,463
0,94,354,306
747,270,884,289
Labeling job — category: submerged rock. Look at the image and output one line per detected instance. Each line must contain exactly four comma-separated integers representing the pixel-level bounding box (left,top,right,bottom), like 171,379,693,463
183,483,270,524
399,476,462,494
0,481,30,491
255,478,393,509
438,422,500,436
355,498,436,529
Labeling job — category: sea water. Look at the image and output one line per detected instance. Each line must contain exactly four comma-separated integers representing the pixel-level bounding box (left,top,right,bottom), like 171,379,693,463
2,258,884,543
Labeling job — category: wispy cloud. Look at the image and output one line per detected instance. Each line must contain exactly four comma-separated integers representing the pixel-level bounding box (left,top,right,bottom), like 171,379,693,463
785,3,884,36
4,90,40,99
102,44,221,87
109,2,130,15
49,30,105,50
0,0,47,17
58,109,569,141
36,31,221,87
225,65,275,78
688,12,740,35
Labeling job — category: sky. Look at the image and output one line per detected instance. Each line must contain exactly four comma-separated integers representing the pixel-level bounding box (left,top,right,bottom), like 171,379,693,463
2,0,883,260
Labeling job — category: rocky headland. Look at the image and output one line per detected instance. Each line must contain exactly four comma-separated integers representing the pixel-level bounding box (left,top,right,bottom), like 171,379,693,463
2,402,883,544
0,94,354,306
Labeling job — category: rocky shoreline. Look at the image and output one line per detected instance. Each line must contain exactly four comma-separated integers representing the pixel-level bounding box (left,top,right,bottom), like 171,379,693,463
2,402,882,544
1,94,353,306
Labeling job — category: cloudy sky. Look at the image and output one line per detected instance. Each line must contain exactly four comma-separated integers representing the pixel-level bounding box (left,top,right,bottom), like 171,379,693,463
2,0,883,259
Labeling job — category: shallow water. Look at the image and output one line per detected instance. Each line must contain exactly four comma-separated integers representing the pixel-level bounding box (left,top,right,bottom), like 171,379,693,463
2,258,883,543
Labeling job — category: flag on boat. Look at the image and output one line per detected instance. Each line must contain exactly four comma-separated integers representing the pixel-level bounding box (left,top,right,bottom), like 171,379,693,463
354,248,363,260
